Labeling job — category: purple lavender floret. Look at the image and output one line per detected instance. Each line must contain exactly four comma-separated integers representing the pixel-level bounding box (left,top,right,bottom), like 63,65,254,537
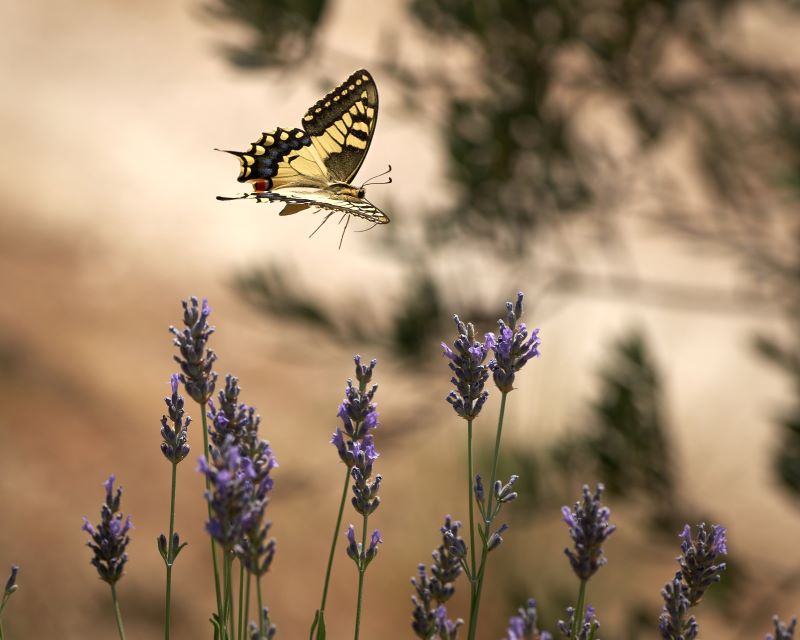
486,292,541,393
562,484,616,581
160,374,191,464
198,436,258,550
504,598,552,640
82,475,133,585
658,572,698,640
411,517,465,639
170,296,218,404
442,315,491,420
677,523,727,605
208,374,260,449
557,605,600,640
767,615,797,640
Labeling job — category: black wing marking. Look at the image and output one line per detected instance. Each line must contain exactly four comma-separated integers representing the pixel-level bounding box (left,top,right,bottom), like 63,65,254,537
300,69,379,184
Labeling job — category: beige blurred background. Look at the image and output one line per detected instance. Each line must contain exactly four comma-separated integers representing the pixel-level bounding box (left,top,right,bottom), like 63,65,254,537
1,0,799,638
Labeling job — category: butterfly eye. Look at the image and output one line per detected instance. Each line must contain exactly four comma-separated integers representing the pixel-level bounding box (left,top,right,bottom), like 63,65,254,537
358,188,366,199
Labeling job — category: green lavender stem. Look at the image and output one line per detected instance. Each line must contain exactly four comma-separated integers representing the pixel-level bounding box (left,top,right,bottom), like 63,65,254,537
164,461,178,640
468,391,509,640
237,562,245,640
466,418,477,589
257,577,265,637
111,583,127,640
309,466,351,640
244,573,251,640
353,513,370,640
199,407,224,626
571,579,587,639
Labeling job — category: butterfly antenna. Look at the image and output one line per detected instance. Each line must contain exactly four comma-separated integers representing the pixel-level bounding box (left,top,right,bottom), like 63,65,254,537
361,165,393,187
354,223,379,233
309,211,334,238
339,214,351,250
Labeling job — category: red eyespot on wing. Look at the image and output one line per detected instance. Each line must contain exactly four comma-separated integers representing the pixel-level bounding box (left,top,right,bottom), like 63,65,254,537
253,180,268,192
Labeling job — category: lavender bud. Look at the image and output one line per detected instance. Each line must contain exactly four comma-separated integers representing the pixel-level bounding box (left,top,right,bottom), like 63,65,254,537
345,525,360,563
488,523,509,552
474,474,485,505
3,564,19,596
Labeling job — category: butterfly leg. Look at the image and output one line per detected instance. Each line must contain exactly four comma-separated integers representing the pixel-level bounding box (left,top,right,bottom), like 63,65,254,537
338,214,351,250
309,211,335,238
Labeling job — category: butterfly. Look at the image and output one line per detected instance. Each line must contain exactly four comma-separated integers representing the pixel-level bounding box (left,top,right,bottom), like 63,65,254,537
217,69,391,246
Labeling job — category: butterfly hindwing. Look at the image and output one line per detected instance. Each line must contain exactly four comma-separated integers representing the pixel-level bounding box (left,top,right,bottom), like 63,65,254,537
301,69,378,183
220,127,326,190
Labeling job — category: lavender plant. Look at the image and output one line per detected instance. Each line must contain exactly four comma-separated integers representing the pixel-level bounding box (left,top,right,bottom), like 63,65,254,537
199,386,278,640
311,355,382,640
437,293,541,640
561,484,616,639
158,373,190,640
170,296,222,619
82,475,133,640
0,565,19,640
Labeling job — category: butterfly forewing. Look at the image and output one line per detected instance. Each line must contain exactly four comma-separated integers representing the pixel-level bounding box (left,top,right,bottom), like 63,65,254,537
301,69,378,183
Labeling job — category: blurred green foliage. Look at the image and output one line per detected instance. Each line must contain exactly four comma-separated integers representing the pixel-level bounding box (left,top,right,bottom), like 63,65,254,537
207,0,327,68
755,335,800,500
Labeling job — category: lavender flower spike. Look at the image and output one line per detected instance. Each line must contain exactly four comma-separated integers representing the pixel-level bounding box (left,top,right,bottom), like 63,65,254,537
198,436,257,550
82,475,133,585
170,296,218,404
411,517,465,639
678,523,727,605
442,315,491,420
562,484,616,581
767,615,797,640
487,292,541,393
160,374,191,464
